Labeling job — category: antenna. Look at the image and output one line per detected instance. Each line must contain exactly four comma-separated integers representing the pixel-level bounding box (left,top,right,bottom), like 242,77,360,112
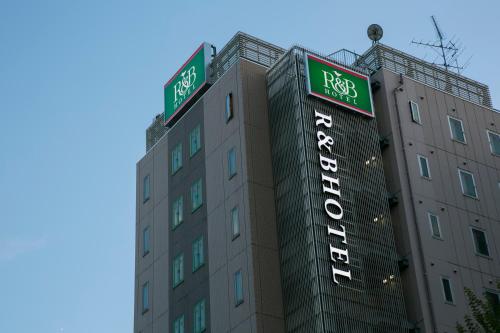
411,16,470,73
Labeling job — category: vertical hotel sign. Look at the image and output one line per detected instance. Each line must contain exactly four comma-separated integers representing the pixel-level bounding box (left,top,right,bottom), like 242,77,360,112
305,53,374,117
164,43,212,125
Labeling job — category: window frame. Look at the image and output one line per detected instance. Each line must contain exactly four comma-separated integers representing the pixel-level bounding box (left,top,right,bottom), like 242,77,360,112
231,206,240,240
409,100,422,124
143,174,150,203
417,154,431,179
427,213,442,240
189,125,202,158
486,129,500,156
225,92,234,123
447,115,467,144
458,169,478,199
234,269,244,306
193,299,206,333
172,253,184,288
192,236,204,272
173,314,185,333
228,147,237,179
191,179,203,212
470,227,490,257
484,289,500,307
142,281,150,314
142,225,151,257
172,196,184,230
171,143,183,175
440,276,455,304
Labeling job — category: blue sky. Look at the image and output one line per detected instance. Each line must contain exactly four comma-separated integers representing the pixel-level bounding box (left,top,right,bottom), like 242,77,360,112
0,0,498,332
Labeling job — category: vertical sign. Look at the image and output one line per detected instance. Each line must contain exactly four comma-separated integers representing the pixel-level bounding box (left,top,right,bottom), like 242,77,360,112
304,53,374,117
164,43,212,125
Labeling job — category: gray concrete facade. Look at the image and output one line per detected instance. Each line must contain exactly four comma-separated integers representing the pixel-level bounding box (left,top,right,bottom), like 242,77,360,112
135,57,284,333
372,68,500,332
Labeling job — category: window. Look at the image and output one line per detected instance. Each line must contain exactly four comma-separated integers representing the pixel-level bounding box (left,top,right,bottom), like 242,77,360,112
487,130,500,155
171,143,183,174
234,270,244,306
441,277,454,304
228,148,237,178
417,155,431,179
428,213,442,239
471,228,490,257
191,179,203,212
142,226,150,256
193,299,206,333
173,315,185,333
173,253,184,288
192,236,204,272
409,101,421,124
172,196,184,229
225,93,233,122
231,206,240,239
142,281,149,313
458,169,478,198
143,174,150,203
448,116,466,143
485,291,500,307
190,125,201,157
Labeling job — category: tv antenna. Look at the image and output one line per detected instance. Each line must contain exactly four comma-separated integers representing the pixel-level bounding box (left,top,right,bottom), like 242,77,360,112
411,16,471,73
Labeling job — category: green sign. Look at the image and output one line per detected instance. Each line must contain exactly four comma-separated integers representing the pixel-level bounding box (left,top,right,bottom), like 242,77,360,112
305,53,374,117
164,43,211,124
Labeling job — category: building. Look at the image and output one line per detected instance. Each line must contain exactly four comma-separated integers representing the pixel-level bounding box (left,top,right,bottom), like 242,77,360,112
134,32,500,333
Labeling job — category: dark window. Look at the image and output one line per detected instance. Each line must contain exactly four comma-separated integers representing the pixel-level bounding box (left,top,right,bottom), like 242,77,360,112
485,291,500,307
190,125,201,157
448,116,466,143
428,213,441,239
410,101,421,124
172,196,184,229
231,206,240,239
471,228,490,256
225,93,234,122
458,169,478,198
173,315,185,333
228,148,237,178
234,270,244,306
193,299,206,333
441,277,454,303
192,236,204,272
418,155,431,178
191,179,203,212
171,143,183,174
143,174,150,203
142,282,149,313
142,226,150,256
173,253,184,288
487,130,500,155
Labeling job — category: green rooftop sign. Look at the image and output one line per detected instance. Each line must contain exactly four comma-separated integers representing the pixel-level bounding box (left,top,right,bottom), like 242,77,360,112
164,43,212,125
305,53,374,117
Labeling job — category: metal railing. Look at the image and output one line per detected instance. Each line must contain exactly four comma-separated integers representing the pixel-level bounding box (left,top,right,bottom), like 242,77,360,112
146,32,286,152
210,32,286,81
357,44,492,108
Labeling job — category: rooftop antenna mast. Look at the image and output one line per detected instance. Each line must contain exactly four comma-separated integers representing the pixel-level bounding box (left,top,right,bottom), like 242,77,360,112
411,16,469,73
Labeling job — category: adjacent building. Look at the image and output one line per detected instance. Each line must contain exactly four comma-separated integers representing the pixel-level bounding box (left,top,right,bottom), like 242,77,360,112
134,32,500,333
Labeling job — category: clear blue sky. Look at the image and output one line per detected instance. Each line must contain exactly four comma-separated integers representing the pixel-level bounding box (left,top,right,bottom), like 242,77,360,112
0,0,498,332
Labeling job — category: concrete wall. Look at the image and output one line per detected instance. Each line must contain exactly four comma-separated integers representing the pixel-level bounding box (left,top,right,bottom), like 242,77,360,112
204,59,284,333
373,68,500,333
135,58,284,333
